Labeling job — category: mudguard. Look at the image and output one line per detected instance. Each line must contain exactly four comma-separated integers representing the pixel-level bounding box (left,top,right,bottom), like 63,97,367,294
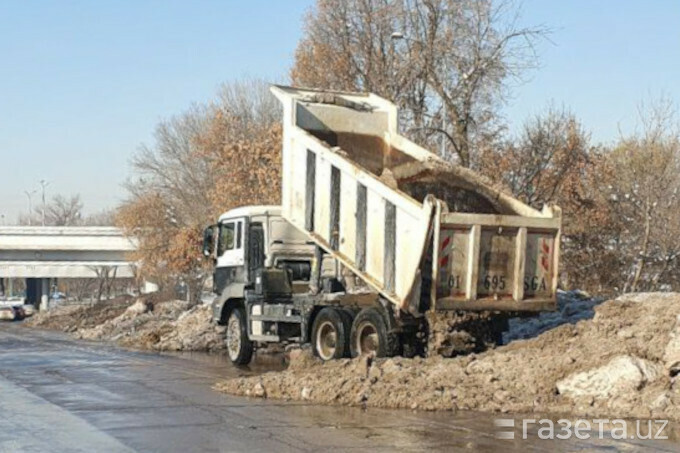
211,282,246,325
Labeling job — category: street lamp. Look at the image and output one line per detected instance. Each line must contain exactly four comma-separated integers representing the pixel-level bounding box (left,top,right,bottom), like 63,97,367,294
39,179,49,226
24,190,37,226
390,31,448,158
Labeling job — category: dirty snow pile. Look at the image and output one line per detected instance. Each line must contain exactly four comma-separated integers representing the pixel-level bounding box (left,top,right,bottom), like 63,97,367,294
503,289,602,343
25,298,225,352
216,292,680,421
24,296,134,332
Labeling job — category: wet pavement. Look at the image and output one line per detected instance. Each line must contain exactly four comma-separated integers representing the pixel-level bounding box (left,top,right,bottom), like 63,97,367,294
0,324,677,452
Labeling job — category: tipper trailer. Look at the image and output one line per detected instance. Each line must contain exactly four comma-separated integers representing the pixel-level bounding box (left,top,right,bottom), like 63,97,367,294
204,86,561,364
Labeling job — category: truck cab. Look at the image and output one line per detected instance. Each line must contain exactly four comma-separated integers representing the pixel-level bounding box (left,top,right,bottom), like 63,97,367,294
205,205,393,365
204,206,319,363
206,206,313,302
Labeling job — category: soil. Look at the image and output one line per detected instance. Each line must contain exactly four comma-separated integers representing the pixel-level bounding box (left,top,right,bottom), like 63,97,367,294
24,296,226,352
426,310,508,357
215,292,680,421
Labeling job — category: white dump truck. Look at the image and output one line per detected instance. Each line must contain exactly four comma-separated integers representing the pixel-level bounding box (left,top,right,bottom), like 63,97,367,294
203,86,561,364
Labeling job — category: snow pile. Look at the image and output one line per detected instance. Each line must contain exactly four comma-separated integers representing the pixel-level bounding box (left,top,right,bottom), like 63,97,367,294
25,297,225,353
153,304,226,351
503,290,602,343
556,355,663,400
24,296,134,331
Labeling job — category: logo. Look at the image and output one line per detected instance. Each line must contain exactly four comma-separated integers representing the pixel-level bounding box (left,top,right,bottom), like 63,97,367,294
494,418,669,441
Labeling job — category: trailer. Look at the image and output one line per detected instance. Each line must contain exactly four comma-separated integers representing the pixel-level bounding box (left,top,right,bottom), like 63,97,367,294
205,86,561,364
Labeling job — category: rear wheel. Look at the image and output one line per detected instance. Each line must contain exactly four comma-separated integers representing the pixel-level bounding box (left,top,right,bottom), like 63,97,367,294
312,307,352,360
226,307,254,365
350,307,400,358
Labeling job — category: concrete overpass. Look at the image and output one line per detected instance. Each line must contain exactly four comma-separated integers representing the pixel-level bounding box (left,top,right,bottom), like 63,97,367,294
0,227,137,306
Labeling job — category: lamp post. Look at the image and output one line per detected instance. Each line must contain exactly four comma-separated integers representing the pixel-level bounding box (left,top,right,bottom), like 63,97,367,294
24,189,36,226
390,31,447,158
39,179,49,226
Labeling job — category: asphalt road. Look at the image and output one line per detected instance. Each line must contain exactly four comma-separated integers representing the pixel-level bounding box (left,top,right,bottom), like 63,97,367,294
0,324,676,452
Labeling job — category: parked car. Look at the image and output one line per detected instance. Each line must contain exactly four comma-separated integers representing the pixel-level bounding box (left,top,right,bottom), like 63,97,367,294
0,306,15,321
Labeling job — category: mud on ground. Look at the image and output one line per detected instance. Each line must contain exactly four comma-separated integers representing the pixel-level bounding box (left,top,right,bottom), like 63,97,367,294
216,292,680,421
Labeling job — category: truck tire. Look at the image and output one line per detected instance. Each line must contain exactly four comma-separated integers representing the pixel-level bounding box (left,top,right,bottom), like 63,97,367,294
311,307,352,360
350,307,400,358
225,307,254,365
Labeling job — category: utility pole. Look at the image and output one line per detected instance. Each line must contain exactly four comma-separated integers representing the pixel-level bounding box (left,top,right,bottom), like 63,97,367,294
24,190,36,226
39,179,49,226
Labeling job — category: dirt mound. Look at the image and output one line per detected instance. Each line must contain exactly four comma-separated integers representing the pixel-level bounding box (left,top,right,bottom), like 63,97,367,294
24,295,134,331
216,292,680,420
25,297,225,353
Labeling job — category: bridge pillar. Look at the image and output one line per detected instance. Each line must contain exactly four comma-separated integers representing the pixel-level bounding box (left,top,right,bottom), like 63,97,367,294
26,278,39,306
25,278,49,309
40,278,50,311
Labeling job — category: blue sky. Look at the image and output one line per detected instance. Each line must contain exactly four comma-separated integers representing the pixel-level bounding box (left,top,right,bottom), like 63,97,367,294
505,0,680,141
1,0,679,222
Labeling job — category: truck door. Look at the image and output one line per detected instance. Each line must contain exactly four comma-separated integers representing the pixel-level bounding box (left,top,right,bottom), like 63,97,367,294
214,218,246,294
248,222,265,281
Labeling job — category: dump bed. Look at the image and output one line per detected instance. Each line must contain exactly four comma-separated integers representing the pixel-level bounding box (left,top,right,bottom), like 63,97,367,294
271,86,561,314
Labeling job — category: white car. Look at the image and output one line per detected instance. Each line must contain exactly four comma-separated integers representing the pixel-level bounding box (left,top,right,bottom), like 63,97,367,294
0,306,15,321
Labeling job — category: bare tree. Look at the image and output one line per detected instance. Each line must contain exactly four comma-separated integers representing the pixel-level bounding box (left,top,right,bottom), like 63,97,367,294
126,104,215,227
91,266,118,302
18,194,84,226
64,278,96,301
292,0,548,166
121,101,213,304
481,106,591,208
606,98,680,293
119,78,281,304
217,78,279,134
44,194,83,226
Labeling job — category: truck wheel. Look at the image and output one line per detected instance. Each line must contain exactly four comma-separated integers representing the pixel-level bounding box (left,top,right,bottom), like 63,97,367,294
226,307,254,365
350,307,400,358
312,307,351,360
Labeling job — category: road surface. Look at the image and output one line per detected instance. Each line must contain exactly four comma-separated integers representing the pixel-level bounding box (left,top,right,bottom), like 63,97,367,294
0,324,675,452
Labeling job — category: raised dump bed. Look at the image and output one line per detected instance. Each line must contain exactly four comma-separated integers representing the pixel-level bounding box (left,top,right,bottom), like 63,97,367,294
271,86,561,315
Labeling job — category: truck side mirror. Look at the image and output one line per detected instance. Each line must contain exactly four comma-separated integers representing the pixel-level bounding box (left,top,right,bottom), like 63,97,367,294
202,225,216,257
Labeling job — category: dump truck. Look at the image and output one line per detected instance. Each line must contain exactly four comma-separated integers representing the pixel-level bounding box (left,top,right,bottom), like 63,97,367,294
203,86,561,364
